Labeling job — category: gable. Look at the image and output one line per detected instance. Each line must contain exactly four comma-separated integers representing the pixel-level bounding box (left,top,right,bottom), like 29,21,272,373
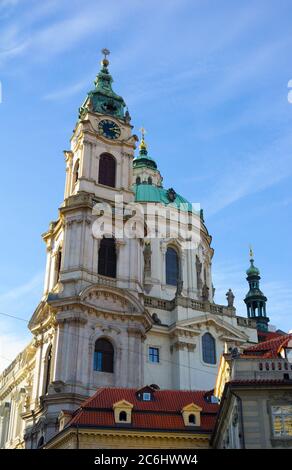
113,400,133,409
182,403,202,412
80,286,144,315
176,314,249,342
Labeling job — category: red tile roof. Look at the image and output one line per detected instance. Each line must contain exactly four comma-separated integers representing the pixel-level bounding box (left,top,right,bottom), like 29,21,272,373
67,387,219,433
257,330,285,343
243,333,292,358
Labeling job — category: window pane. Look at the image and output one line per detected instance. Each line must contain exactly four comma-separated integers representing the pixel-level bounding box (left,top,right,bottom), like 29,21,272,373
98,238,117,278
166,247,179,286
149,347,159,363
284,416,292,436
94,339,114,373
273,416,283,436
202,333,216,364
98,154,116,187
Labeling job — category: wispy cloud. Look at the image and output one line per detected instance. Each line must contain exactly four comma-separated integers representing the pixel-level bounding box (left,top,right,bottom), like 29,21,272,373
202,132,292,216
0,272,43,320
0,329,29,374
0,272,43,303
43,77,91,101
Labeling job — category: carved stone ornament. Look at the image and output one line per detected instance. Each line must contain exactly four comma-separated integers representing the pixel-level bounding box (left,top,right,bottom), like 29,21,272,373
166,188,177,202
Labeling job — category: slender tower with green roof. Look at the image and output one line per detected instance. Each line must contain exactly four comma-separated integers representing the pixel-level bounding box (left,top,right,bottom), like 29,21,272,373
244,248,269,332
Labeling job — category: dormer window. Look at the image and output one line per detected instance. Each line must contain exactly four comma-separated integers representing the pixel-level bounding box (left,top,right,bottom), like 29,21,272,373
136,386,156,402
113,400,133,424
182,403,202,427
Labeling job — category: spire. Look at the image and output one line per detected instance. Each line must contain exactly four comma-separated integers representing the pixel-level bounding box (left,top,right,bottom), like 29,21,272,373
139,127,148,156
79,49,128,121
133,127,157,170
244,248,269,332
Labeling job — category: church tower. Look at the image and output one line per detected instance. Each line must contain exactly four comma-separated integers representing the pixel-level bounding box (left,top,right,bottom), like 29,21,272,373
0,50,260,450
244,250,269,332
24,50,149,447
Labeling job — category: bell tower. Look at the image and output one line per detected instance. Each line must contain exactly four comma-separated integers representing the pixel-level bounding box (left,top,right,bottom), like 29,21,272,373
43,50,142,299
64,48,137,205
244,249,269,332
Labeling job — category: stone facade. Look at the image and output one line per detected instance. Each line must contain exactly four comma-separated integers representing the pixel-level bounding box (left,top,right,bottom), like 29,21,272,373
0,57,259,449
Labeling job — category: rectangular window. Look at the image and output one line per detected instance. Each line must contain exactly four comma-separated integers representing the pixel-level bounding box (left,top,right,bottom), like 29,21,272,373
149,347,160,363
272,405,292,437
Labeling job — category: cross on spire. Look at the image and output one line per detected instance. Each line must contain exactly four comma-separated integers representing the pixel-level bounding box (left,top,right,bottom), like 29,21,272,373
101,48,110,60
140,126,147,140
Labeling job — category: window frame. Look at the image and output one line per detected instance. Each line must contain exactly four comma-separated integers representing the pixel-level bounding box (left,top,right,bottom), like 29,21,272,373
271,404,292,438
202,332,216,365
93,338,114,373
98,153,116,188
148,346,160,364
165,246,179,287
98,237,117,278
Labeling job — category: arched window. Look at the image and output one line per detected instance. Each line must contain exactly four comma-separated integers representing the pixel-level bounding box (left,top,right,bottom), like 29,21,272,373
55,248,62,283
98,237,117,278
148,176,152,185
44,345,52,394
189,414,196,424
94,339,114,373
136,176,141,185
119,411,127,422
166,247,179,286
73,160,79,186
98,153,116,187
202,333,216,364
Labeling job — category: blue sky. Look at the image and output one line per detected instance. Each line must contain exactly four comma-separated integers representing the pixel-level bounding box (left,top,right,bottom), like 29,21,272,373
0,0,292,371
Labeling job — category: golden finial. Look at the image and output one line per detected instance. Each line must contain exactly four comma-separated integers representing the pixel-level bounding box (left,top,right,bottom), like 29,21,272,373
249,245,254,259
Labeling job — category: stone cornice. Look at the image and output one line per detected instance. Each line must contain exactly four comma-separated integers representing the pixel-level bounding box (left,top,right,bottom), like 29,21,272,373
45,427,210,448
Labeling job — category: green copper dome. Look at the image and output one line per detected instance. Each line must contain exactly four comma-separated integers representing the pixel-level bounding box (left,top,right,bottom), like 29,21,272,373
133,137,157,170
133,183,196,213
246,259,260,277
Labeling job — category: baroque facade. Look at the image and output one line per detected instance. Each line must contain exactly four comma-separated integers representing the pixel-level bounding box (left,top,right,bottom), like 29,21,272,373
0,52,260,449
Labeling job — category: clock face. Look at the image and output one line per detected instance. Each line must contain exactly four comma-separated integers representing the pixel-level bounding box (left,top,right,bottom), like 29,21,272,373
98,119,121,140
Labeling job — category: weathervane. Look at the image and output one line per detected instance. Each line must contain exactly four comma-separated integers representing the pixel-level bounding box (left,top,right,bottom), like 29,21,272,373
249,245,254,259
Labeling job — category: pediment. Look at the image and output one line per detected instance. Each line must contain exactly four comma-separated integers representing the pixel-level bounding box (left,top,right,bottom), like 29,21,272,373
176,314,249,342
80,285,144,315
113,400,133,409
182,403,202,412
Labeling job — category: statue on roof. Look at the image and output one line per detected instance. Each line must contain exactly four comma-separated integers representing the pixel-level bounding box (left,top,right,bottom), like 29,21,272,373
226,288,235,308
